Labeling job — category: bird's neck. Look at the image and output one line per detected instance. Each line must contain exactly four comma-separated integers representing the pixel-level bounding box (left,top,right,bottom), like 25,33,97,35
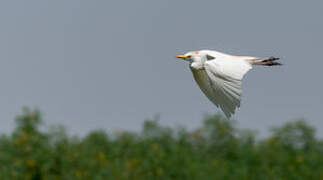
190,61,205,70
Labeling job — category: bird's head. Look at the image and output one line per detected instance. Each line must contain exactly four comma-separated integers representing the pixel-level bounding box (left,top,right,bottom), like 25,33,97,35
176,50,215,63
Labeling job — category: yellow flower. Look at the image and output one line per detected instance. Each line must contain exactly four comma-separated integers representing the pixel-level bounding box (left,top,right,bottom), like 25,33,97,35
15,131,28,146
267,137,276,145
125,157,141,170
96,152,108,165
156,168,163,176
26,159,35,168
151,143,159,152
296,155,304,164
74,170,83,178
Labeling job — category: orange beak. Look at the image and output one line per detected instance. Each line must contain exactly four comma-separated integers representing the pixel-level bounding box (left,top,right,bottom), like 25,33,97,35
176,55,187,59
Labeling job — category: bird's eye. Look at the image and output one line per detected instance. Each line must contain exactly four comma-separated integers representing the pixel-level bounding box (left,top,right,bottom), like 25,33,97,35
206,54,215,60
187,55,192,58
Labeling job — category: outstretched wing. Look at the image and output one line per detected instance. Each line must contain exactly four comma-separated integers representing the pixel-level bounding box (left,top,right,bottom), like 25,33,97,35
191,56,252,118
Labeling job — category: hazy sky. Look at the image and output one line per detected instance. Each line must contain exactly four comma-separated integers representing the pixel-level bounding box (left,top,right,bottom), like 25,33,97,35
1,0,322,137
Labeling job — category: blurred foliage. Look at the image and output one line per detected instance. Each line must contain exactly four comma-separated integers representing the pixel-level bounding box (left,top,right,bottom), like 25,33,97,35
0,108,323,179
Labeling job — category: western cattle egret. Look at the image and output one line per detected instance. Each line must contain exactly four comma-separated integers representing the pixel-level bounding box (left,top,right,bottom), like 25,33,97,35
176,50,281,118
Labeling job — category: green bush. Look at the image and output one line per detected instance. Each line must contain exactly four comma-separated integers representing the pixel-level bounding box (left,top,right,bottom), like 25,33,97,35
0,108,322,179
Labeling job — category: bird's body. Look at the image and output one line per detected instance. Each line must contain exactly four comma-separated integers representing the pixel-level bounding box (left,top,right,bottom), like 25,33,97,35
176,50,281,118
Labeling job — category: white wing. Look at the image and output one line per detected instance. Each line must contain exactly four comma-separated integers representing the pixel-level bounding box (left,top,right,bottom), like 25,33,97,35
191,55,253,118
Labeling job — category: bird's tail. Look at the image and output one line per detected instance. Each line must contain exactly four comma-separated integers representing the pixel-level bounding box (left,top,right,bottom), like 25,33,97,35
252,56,282,66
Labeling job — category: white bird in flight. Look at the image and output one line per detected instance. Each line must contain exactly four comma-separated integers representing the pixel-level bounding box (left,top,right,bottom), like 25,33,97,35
176,50,281,118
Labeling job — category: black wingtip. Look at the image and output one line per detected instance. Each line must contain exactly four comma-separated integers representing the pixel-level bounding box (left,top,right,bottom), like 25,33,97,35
261,56,282,66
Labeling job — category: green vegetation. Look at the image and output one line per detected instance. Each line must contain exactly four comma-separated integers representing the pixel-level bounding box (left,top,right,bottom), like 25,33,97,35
0,108,323,179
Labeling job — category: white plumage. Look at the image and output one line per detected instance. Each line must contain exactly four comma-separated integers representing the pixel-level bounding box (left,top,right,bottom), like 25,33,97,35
176,50,280,118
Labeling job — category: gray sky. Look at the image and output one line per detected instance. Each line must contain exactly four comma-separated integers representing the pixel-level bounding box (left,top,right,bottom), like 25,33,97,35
1,0,322,137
